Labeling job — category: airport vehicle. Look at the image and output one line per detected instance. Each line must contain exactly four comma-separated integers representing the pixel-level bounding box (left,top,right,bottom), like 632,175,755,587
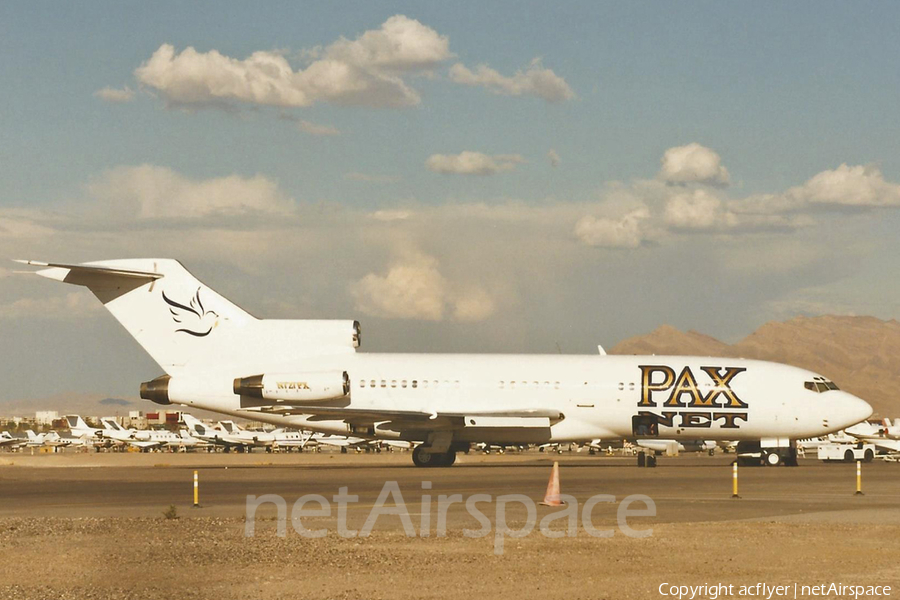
818,441,875,463
19,259,873,468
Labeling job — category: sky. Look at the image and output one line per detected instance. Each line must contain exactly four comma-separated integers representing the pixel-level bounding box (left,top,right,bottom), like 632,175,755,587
2,2,900,402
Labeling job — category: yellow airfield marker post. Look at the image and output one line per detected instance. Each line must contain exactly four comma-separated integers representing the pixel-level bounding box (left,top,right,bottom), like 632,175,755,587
731,462,740,499
855,461,863,496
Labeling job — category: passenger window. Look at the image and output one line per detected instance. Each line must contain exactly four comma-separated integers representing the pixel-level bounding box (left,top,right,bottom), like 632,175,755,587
370,380,376,388
391,380,397,388
381,380,386,388
412,380,417,388
359,380,365,388
401,380,407,388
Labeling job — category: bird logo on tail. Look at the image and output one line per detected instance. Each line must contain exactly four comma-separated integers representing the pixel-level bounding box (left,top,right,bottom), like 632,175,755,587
162,287,219,337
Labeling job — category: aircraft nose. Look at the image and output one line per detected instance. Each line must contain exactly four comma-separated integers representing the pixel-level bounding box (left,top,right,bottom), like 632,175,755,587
838,392,873,428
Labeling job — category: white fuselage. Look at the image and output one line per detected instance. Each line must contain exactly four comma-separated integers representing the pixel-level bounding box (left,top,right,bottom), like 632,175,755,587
166,353,871,445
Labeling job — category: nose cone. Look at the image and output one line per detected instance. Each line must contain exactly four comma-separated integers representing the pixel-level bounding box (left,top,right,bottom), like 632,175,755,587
837,392,873,429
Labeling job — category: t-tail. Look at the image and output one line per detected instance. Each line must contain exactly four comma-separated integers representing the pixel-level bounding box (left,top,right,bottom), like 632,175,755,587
16,260,361,377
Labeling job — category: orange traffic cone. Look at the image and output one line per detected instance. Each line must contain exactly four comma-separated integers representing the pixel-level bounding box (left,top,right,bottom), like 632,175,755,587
540,461,564,506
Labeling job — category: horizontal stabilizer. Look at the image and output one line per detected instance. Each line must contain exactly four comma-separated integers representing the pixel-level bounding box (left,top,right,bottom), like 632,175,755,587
14,260,163,282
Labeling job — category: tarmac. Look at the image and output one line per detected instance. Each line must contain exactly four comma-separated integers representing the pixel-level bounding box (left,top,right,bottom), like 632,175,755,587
1,451,899,599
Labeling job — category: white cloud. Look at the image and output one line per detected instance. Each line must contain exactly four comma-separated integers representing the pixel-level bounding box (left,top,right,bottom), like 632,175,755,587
664,189,736,230
351,253,494,321
452,288,496,322
796,164,900,208
134,16,451,109
351,254,447,321
94,85,135,103
733,164,900,215
297,120,340,136
426,151,525,175
548,149,561,168
87,165,292,219
449,59,574,102
369,210,412,221
659,143,730,187
574,207,650,248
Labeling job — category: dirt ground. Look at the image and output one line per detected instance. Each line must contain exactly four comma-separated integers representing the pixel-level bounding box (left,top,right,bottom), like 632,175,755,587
1,452,898,599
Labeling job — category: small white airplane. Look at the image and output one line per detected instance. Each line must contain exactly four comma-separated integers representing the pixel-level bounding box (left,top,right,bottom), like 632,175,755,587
306,431,369,453
844,419,900,456
100,418,186,450
0,431,25,449
636,439,717,455
266,429,308,451
218,420,277,450
182,414,253,451
66,415,102,440
24,430,71,448
19,258,873,468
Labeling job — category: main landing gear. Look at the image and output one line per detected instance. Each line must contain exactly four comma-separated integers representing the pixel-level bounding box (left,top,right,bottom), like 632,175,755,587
412,445,457,467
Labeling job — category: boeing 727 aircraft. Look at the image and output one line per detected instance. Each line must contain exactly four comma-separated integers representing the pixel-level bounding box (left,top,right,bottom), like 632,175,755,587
18,259,872,467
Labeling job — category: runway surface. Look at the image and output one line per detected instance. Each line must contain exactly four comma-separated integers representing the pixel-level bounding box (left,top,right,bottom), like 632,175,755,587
2,452,899,599
2,452,898,526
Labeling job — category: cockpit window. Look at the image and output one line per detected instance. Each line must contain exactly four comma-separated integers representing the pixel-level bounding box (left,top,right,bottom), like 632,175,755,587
804,377,839,393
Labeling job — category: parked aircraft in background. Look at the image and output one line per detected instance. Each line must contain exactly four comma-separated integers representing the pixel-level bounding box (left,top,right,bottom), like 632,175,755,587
0,431,25,449
218,421,276,450
24,430,71,448
636,439,717,455
66,415,101,441
20,259,873,467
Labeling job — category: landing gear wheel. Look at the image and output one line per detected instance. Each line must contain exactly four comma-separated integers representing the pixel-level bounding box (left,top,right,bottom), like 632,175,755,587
413,445,436,467
412,446,456,467
765,451,782,466
785,448,799,467
442,451,457,467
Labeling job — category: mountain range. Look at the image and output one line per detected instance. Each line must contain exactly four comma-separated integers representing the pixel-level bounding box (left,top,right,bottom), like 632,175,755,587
611,315,900,418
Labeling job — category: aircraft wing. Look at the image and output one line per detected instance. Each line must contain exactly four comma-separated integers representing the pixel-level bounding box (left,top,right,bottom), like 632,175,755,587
241,405,563,424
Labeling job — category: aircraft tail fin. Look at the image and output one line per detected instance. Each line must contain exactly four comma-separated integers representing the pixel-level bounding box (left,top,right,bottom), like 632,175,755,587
182,414,210,436
65,415,92,432
17,259,360,374
25,430,36,440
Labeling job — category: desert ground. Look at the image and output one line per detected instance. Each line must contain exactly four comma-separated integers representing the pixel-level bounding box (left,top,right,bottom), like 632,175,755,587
1,451,899,599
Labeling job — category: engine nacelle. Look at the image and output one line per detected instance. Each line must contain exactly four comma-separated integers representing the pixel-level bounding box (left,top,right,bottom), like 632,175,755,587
140,375,172,405
233,371,350,403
